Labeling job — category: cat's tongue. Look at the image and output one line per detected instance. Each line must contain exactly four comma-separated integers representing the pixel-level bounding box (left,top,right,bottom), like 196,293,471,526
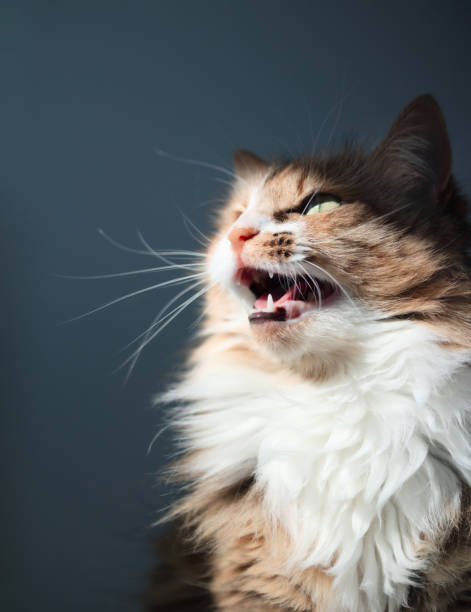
251,281,319,322
254,285,313,322
254,286,294,310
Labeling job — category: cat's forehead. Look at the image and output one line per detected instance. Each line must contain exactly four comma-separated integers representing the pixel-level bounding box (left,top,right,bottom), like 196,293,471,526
249,164,323,212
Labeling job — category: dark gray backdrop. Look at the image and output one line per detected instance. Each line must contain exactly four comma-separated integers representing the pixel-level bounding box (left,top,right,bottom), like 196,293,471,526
2,2,471,611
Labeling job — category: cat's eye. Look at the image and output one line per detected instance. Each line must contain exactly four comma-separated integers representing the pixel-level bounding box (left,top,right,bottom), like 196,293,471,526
278,193,343,220
306,200,341,215
304,194,342,216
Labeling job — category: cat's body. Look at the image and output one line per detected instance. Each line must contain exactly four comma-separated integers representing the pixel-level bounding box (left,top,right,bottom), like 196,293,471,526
146,96,471,611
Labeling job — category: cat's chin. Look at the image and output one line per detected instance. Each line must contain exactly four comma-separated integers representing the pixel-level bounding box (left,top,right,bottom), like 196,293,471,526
248,301,359,373
248,309,327,350
239,291,365,380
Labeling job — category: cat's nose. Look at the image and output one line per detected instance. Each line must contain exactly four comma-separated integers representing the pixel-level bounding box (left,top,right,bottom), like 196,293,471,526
228,226,259,255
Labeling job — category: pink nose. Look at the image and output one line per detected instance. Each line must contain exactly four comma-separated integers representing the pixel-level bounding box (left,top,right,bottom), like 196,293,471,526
228,226,259,255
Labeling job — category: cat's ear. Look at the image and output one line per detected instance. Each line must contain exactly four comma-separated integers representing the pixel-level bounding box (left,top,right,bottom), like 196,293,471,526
373,95,452,203
233,149,269,180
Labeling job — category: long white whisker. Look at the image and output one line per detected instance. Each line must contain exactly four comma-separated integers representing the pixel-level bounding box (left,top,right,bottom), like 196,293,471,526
180,211,210,247
56,263,203,280
310,99,343,155
291,269,302,296
98,228,205,259
121,280,206,380
136,231,207,272
120,283,214,377
298,264,319,299
211,176,236,188
65,274,203,323
120,279,205,353
299,264,322,310
134,283,212,354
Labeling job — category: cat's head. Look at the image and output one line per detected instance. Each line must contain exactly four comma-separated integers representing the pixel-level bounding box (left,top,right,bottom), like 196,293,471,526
205,95,471,373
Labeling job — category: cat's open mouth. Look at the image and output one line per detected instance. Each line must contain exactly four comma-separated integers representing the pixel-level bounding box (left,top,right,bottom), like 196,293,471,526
235,267,337,323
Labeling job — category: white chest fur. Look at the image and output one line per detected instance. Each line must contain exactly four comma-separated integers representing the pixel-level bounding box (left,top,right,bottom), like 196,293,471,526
164,320,471,612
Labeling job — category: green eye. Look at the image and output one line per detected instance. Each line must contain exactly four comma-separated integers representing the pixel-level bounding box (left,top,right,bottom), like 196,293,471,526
305,198,341,215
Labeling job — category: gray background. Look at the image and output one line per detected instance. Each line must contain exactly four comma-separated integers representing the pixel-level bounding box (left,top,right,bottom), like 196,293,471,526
2,1,471,611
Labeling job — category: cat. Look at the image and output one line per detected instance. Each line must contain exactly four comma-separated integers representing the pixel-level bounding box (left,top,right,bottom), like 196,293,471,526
145,95,471,611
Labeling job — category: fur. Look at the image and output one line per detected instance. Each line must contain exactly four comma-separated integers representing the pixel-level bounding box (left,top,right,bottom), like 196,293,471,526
147,95,471,611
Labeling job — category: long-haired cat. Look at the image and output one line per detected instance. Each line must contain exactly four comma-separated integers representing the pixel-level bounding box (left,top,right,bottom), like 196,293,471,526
145,95,471,611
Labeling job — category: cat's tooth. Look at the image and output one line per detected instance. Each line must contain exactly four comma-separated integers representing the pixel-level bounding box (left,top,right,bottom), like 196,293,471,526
267,293,274,312
269,271,274,279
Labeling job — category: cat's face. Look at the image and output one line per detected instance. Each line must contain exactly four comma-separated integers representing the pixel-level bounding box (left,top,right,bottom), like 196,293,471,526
205,96,469,368
208,164,366,363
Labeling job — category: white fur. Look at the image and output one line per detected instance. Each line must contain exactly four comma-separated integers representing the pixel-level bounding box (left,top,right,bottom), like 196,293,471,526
163,313,471,612
161,180,471,610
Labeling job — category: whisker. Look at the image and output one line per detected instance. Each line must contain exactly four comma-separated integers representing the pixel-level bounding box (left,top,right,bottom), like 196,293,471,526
64,274,204,323
300,186,324,215
147,423,172,456
310,99,342,156
179,210,210,247
120,283,214,378
302,267,323,309
325,75,347,152
361,201,416,225
153,147,244,184
197,195,229,207
56,263,203,280
121,280,206,380
98,228,206,259
303,260,358,311
136,231,207,272
299,264,322,309
211,177,236,188
137,231,178,268
190,309,206,330
120,279,205,352
290,269,302,296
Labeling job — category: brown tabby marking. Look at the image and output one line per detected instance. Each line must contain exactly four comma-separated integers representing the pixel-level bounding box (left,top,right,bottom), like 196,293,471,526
147,483,471,611
408,488,471,611
147,480,335,611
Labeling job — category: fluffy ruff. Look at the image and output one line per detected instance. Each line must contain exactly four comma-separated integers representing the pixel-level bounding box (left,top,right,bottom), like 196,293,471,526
160,315,471,611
